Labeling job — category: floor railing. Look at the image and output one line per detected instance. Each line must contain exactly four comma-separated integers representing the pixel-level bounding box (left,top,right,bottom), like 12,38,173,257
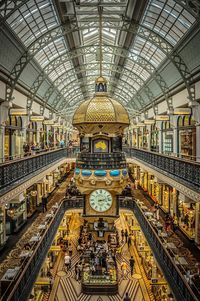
123,147,200,191
0,147,78,191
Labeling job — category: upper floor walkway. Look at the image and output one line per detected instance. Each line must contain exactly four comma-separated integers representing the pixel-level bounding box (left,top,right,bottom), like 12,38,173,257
1,146,200,199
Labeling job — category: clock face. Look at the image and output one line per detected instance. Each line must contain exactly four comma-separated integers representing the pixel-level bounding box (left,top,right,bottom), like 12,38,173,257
89,189,112,212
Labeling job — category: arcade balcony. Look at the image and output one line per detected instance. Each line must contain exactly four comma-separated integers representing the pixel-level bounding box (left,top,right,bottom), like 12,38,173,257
75,152,127,170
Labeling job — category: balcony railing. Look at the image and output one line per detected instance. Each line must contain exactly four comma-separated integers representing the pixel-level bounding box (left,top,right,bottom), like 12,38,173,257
119,198,199,301
0,147,78,192
76,152,127,170
123,147,200,192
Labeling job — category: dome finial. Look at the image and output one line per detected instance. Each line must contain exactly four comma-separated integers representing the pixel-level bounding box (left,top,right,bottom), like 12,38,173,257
95,76,107,93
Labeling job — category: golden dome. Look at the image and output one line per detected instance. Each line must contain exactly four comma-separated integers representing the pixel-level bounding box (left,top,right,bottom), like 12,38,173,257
72,94,129,125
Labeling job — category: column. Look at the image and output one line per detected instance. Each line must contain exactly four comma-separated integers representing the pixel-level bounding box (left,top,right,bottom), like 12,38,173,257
157,121,162,153
172,115,178,157
146,124,151,151
0,101,9,162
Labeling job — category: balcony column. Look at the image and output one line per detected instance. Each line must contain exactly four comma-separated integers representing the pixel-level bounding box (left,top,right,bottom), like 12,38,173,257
172,115,178,157
146,124,151,151
195,202,200,245
157,121,162,153
21,115,29,146
36,122,42,144
0,101,9,162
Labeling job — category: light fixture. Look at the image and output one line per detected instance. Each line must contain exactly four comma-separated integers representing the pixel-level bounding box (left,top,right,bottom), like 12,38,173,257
7,208,15,218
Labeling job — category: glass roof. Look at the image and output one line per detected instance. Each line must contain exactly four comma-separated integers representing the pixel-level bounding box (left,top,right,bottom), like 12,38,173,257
0,0,197,115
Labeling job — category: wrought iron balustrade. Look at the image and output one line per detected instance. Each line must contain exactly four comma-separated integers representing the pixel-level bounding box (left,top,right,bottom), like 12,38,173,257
119,198,199,301
0,147,78,191
123,147,200,191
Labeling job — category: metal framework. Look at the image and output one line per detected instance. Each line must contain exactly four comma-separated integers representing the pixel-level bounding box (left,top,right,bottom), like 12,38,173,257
0,0,199,115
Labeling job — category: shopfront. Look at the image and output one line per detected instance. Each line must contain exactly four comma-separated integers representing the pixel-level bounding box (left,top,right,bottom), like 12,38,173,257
177,194,196,239
162,121,173,155
177,115,196,160
6,193,27,235
150,124,159,152
26,121,37,146
4,116,23,160
25,185,38,217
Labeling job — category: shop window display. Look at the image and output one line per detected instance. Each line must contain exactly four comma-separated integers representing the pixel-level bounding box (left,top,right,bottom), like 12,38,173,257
4,116,23,160
162,121,173,155
177,115,196,160
150,124,159,152
177,199,196,239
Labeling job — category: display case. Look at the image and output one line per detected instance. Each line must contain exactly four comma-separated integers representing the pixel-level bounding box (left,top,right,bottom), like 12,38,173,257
82,264,118,295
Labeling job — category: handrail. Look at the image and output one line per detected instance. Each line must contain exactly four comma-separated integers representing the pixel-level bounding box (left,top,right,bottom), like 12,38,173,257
124,147,200,191
119,198,199,301
0,147,78,191
123,147,200,166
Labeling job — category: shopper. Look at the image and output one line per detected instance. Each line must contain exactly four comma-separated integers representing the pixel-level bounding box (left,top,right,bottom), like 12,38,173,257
124,229,128,243
42,195,48,213
123,292,131,301
121,229,125,242
64,253,71,270
68,243,73,256
155,205,160,221
121,261,128,279
128,235,132,248
129,256,135,275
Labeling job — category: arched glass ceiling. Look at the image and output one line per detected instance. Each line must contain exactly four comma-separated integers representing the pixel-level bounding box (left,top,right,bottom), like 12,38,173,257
142,0,195,45
0,0,198,115
7,0,59,47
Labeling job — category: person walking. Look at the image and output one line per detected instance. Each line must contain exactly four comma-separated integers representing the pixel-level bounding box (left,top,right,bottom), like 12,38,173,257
121,229,125,242
123,292,131,301
121,261,128,279
129,256,135,275
124,229,128,243
42,195,48,213
64,253,71,270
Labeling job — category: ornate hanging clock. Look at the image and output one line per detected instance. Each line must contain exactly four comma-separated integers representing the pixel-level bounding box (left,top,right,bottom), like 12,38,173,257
89,189,113,212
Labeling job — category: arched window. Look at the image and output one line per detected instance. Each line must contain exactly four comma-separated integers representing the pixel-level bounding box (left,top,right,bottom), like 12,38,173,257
177,116,183,127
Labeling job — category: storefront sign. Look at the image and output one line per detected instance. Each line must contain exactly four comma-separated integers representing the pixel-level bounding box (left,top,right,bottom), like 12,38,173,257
30,115,44,121
43,120,55,125
155,115,169,121
10,108,28,116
